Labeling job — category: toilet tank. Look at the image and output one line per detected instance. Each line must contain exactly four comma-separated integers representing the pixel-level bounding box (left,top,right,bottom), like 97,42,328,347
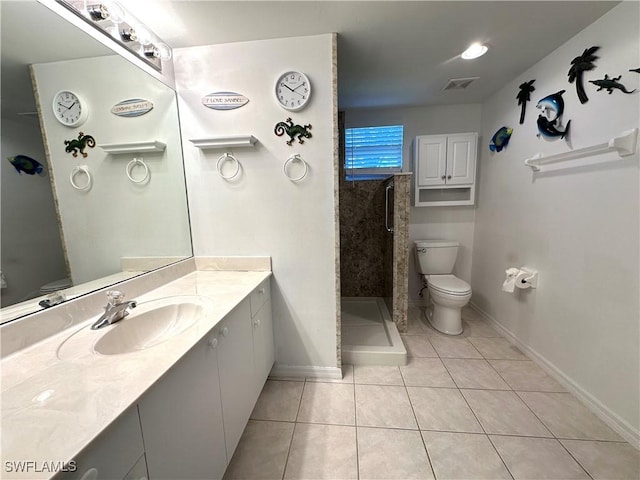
414,240,459,275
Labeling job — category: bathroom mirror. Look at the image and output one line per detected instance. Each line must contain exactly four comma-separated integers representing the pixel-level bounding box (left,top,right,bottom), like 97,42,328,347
0,1,192,323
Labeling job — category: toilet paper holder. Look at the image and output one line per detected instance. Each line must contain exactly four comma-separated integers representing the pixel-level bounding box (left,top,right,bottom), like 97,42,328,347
516,268,538,289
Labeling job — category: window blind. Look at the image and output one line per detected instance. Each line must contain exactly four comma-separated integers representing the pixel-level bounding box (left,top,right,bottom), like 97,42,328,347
345,125,404,173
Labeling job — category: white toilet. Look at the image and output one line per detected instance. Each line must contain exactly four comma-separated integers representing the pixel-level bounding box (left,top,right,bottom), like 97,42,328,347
39,277,72,296
414,240,472,335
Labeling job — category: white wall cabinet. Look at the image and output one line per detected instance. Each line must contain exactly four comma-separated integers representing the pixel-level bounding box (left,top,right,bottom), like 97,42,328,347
137,279,273,480
413,133,477,206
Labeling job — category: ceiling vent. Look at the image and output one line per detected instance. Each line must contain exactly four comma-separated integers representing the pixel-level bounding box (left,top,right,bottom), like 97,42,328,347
442,77,479,91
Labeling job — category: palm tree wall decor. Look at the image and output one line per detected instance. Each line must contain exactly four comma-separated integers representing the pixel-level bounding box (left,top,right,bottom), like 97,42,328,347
568,46,600,104
516,79,536,124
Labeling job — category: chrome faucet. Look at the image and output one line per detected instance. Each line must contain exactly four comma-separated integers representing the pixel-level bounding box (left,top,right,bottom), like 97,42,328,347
91,290,137,330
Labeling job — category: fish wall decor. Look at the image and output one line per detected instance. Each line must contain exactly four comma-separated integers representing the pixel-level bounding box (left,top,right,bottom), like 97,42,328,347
536,90,571,140
629,67,640,74
6,155,46,176
568,46,600,104
589,74,636,95
516,80,535,124
489,127,513,152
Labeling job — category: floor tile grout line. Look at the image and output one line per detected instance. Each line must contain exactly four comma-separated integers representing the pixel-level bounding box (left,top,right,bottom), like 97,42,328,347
485,433,516,480
556,438,596,480
402,355,438,480
511,389,559,440
280,378,308,480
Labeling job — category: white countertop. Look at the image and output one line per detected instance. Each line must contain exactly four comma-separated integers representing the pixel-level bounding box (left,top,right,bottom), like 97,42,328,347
0,270,270,479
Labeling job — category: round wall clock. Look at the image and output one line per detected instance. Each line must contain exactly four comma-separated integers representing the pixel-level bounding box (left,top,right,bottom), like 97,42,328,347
275,71,311,111
52,90,88,127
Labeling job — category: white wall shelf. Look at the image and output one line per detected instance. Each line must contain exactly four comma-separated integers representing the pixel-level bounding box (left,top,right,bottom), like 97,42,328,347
100,141,166,154
524,128,638,172
190,135,258,149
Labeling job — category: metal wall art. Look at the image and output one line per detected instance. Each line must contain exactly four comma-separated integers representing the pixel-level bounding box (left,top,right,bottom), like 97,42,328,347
64,132,96,158
274,117,312,146
202,92,250,111
516,79,536,124
568,46,600,104
589,74,636,95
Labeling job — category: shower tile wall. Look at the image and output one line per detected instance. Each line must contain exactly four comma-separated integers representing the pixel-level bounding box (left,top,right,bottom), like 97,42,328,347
339,177,387,297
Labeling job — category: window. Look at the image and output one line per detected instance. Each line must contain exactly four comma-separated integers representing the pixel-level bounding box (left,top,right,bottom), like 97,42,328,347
344,125,404,180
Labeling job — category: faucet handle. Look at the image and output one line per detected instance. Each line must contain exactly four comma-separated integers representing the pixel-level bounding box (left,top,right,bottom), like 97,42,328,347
106,290,125,305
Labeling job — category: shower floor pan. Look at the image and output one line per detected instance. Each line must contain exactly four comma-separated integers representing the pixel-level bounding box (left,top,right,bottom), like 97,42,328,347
341,297,407,366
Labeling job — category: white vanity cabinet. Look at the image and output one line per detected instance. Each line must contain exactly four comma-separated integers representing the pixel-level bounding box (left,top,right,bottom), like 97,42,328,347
250,279,274,397
56,406,147,480
137,279,273,480
137,331,227,480
413,133,478,206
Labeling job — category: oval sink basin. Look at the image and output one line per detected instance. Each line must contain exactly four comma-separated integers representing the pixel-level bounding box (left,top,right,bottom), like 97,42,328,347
93,296,212,355
56,296,213,360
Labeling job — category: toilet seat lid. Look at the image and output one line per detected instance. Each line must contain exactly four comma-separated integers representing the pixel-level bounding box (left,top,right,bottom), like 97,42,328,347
428,275,471,295
40,278,72,293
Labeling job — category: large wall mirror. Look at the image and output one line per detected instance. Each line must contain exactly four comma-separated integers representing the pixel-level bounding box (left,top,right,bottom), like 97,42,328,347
0,1,192,323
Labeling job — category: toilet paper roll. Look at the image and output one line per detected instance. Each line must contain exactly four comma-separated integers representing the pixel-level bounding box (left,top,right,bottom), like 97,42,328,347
502,268,520,293
515,270,532,289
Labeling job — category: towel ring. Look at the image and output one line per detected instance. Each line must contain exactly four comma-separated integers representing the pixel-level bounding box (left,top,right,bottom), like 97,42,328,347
216,152,240,180
283,154,308,182
70,165,92,191
126,157,150,184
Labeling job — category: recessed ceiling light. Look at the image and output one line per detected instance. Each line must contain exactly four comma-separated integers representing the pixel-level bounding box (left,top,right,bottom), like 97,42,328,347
461,43,488,60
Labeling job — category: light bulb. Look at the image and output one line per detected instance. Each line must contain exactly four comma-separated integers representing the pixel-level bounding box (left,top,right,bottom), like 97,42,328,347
155,43,172,61
132,24,152,45
103,0,125,24
461,43,488,60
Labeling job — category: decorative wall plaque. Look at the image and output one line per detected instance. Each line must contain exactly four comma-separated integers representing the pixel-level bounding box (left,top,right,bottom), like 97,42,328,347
111,99,154,117
201,92,249,110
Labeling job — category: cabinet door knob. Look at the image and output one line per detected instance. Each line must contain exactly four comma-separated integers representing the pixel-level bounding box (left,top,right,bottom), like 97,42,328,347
447,175,452,180
221,326,229,337
254,319,261,328
259,287,266,295
441,175,446,180
208,337,218,349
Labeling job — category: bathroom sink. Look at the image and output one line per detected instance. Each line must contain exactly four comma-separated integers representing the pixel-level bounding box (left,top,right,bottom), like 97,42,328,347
56,296,213,359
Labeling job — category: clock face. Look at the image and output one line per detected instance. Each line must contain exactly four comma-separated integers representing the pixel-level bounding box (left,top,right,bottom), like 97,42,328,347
52,91,88,127
275,71,311,111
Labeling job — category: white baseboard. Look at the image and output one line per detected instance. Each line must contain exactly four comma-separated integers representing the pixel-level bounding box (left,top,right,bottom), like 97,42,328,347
270,364,343,380
469,301,640,449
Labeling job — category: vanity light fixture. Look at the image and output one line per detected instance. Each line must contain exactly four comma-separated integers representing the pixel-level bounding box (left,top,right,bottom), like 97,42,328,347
461,43,489,60
55,0,171,71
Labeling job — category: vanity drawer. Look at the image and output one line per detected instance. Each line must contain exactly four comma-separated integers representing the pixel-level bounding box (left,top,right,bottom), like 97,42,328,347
249,279,270,317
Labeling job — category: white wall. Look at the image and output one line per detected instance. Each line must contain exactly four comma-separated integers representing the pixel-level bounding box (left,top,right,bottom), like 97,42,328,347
32,55,191,285
472,3,639,442
345,104,482,303
0,115,67,305
174,34,338,371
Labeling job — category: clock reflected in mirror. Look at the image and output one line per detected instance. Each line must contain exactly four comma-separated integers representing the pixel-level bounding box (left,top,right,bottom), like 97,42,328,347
275,71,311,111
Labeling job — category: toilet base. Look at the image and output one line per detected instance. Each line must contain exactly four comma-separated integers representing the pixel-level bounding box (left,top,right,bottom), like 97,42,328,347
425,304,463,336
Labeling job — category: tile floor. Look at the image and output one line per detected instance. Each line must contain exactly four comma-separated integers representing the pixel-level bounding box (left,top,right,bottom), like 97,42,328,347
223,306,640,480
